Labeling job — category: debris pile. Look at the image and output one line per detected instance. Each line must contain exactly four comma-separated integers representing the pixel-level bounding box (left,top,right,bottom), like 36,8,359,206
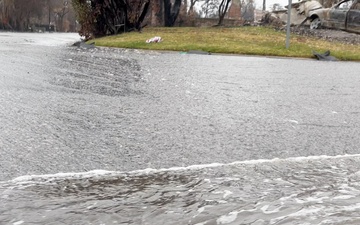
146,36,162,43
312,50,338,61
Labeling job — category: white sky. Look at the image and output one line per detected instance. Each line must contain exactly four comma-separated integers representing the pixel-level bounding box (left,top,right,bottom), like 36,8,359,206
254,0,293,10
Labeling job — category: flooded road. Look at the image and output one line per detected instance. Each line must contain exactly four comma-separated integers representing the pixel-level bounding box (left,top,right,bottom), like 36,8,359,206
1,32,360,224
2,155,360,224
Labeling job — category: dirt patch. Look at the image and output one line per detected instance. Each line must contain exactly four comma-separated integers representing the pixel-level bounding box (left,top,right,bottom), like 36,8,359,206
290,27,360,45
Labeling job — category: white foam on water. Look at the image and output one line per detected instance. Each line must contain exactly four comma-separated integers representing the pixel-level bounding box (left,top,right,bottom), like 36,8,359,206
279,194,298,202
10,170,113,183
260,205,282,214
5,153,360,184
218,200,228,204
86,202,98,209
338,183,360,195
223,190,233,198
333,195,354,200
18,33,80,47
295,196,328,204
216,211,239,224
342,203,360,211
270,207,325,224
287,119,299,124
192,206,206,220
198,207,205,213
13,221,24,225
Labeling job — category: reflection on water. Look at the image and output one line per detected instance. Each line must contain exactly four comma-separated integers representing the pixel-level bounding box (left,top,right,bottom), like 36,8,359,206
2,155,360,225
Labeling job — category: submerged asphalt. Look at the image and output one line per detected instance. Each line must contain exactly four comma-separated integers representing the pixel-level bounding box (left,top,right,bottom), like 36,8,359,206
1,32,360,181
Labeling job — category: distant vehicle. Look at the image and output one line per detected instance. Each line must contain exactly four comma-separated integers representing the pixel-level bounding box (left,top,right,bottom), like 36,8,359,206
306,0,360,33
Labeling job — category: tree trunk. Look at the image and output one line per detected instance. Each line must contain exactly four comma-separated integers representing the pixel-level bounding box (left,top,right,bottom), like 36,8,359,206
218,0,231,26
136,0,150,30
262,0,265,11
72,0,151,38
164,0,181,26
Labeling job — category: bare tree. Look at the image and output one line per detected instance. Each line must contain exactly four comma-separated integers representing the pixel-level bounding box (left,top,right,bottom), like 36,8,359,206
54,0,70,31
0,0,76,31
72,0,151,39
200,0,219,18
217,0,231,25
241,0,254,22
0,0,15,29
163,0,182,26
188,0,200,14
12,0,46,31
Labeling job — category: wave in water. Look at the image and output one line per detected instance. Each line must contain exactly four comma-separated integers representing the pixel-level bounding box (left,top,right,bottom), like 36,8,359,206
2,154,360,225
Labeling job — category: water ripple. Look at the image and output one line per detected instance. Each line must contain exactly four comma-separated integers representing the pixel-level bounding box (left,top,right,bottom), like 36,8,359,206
2,155,360,224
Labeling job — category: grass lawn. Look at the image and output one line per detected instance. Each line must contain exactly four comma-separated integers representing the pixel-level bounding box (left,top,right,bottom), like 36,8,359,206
93,26,360,61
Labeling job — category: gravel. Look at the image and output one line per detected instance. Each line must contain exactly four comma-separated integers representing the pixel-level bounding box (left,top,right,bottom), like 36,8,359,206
290,27,360,45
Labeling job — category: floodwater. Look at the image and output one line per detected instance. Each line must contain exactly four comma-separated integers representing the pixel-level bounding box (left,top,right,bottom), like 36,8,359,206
2,155,360,224
1,32,360,224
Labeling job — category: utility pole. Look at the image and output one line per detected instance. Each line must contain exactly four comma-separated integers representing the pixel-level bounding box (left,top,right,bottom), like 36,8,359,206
285,0,292,49
48,0,51,31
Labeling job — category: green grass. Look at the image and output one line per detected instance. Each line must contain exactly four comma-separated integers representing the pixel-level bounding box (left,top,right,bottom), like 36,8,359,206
92,26,360,61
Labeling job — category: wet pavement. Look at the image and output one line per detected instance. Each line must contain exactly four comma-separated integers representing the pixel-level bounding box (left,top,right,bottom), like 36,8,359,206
1,32,360,182
2,32,360,225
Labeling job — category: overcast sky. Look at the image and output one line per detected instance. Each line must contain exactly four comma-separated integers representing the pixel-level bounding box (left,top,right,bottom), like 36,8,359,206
254,0,294,10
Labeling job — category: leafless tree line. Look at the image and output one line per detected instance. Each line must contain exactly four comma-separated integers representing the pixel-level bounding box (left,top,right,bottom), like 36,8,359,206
0,0,257,37
0,0,76,31
71,0,256,38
